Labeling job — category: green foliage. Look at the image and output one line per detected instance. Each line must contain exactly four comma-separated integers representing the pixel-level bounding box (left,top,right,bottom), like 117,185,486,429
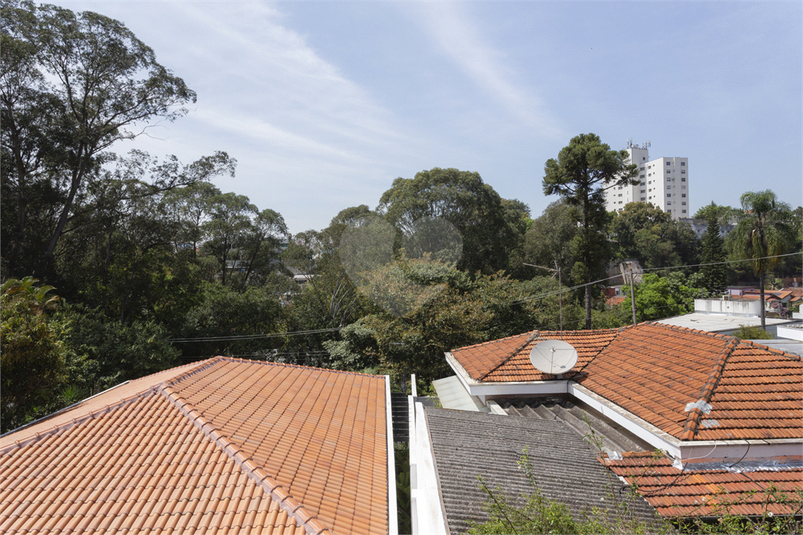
543,133,638,328
699,213,730,295
523,200,578,283
621,273,704,322
674,484,802,534
394,443,412,535
609,202,699,269
0,277,67,431
1,0,200,277
467,447,664,535
732,325,774,340
62,306,180,392
378,167,526,274
178,282,286,360
726,190,796,330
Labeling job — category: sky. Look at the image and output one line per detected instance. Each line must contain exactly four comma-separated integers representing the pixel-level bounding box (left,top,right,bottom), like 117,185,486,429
56,0,802,236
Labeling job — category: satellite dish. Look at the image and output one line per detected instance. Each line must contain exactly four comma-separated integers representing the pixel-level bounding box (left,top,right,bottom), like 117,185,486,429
529,340,579,375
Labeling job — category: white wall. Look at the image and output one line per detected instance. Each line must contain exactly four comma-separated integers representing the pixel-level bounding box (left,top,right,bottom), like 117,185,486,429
694,298,762,316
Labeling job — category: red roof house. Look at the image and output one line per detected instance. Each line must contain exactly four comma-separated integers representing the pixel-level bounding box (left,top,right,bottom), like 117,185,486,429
434,322,803,522
0,357,396,534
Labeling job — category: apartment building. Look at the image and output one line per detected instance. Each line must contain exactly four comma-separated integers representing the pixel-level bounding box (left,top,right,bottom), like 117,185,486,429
605,140,689,219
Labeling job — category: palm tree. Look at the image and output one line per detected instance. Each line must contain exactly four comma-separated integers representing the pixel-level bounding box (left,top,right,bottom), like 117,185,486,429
731,190,795,331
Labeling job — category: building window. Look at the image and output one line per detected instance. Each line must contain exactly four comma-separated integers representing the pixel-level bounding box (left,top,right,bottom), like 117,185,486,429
681,177,686,182
681,170,686,174
640,197,646,201
640,174,645,179
667,202,672,205
682,194,686,198
682,202,687,205
681,162,686,166
667,194,671,198
682,210,687,213
666,162,671,166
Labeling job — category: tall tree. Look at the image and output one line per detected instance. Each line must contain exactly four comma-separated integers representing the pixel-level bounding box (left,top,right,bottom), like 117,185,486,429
699,212,729,295
543,133,638,328
1,1,199,276
729,190,795,330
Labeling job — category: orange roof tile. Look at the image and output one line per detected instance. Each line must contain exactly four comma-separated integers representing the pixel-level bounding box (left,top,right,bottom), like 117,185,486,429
449,322,803,442
0,357,389,535
603,453,803,518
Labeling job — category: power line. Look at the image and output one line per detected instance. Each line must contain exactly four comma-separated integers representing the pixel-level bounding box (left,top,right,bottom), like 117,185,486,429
168,327,341,343
512,251,802,306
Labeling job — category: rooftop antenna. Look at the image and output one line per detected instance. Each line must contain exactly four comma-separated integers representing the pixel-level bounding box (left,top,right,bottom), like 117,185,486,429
529,340,578,377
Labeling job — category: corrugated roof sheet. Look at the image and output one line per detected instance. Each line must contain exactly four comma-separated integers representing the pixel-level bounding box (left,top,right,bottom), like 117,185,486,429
449,322,803,442
603,452,803,517
424,407,661,534
0,357,389,535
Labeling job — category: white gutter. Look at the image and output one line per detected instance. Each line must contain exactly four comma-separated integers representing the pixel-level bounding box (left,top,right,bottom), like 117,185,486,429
384,376,398,535
409,401,449,535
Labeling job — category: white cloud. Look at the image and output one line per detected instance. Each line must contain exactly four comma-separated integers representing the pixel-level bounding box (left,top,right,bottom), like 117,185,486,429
408,2,564,139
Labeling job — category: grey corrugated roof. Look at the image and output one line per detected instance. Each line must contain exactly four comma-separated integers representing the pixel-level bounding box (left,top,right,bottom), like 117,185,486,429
496,397,651,456
424,406,660,534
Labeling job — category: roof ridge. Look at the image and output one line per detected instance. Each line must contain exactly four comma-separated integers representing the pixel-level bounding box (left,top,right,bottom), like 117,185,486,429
738,339,803,362
219,355,386,377
158,383,333,535
478,330,541,380
680,337,740,441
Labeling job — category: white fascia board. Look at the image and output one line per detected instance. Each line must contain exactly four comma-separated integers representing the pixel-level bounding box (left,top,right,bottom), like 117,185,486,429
384,376,398,535
445,352,569,400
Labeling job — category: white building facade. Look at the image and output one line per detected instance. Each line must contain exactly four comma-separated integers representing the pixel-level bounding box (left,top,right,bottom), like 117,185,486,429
605,141,689,219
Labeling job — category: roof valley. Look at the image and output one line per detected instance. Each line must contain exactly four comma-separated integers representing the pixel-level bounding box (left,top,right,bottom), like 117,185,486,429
681,337,739,441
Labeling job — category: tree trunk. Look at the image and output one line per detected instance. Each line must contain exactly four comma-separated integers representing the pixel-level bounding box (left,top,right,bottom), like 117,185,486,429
760,270,766,331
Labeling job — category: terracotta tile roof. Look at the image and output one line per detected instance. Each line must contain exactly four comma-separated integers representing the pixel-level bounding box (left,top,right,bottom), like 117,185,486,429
452,329,619,382
0,357,389,535
603,452,803,517
449,322,803,442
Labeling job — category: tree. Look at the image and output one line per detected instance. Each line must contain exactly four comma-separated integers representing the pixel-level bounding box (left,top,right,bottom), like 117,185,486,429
201,192,256,286
1,1,213,277
621,273,703,322
523,200,578,279
0,277,67,431
609,202,699,269
728,190,795,330
543,134,638,328
378,168,526,274
699,212,729,295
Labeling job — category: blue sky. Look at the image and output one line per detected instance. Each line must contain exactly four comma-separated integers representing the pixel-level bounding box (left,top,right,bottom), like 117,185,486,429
60,1,801,235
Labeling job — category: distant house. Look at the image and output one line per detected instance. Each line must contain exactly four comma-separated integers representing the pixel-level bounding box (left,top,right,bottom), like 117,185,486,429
0,357,396,535
410,322,802,533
